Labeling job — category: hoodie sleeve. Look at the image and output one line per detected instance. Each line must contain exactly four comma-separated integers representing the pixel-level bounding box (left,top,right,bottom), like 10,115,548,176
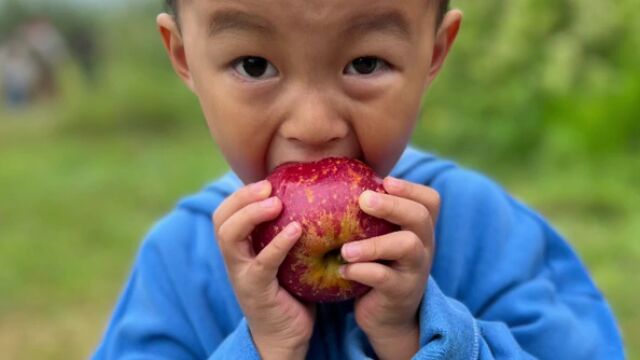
92,209,261,360
408,169,624,359
206,318,261,360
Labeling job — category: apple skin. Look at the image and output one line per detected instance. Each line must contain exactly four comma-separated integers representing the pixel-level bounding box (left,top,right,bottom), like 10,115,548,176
251,157,399,303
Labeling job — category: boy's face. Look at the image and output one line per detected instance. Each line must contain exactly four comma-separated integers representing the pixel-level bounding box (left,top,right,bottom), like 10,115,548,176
159,0,461,183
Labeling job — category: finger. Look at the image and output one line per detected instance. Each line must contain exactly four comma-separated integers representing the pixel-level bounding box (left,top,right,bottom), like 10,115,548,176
359,191,434,245
341,231,426,268
251,222,302,282
383,177,441,223
213,180,272,232
216,196,282,261
339,262,398,293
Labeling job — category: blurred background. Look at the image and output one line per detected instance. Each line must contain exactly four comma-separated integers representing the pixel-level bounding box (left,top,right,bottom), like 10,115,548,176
0,0,637,358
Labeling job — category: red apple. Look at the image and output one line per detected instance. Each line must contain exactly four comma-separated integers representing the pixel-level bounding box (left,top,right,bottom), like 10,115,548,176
251,157,399,303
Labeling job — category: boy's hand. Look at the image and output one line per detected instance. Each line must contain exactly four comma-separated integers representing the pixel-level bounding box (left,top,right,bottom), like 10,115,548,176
340,177,440,360
213,180,315,360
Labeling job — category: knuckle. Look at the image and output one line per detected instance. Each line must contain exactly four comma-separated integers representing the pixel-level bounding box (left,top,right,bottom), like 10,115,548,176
404,230,422,248
411,243,427,264
412,236,426,255
425,231,435,250
410,182,428,197
212,208,223,230
249,260,276,282
431,189,442,208
369,239,380,260
236,203,253,219
239,205,263,228
416,204,431,224
374,266,392,284
269,235,289,254
236,185,254,203
401,231,423,253
216,222,231,242
384,195,398,218
406,183,420,199
429,189,442,222
251,257,269,274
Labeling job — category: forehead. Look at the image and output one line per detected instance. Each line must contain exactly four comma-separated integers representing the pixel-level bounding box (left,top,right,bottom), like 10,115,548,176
185,0,436,33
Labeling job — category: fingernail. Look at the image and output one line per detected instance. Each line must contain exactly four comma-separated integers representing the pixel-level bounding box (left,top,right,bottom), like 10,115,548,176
338,265,347,278
342,243,361,260
250,180,270,196
284,222,300,238
362,191,380,209
260,197,278,208
385,177,403,192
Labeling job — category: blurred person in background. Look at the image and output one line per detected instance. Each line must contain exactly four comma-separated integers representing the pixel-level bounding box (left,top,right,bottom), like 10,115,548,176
0,16,68,109
22,16,68,100
0,34,39,108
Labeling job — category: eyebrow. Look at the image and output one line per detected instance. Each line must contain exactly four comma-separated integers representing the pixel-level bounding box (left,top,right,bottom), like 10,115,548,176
208,9,275,37
344,10,412,41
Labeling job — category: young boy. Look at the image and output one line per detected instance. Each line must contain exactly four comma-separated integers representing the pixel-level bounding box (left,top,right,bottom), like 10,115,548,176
94,0,624,359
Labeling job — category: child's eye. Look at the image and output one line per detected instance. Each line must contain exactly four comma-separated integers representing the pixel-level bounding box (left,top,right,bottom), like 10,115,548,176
344,57,390,76
232,56,279,80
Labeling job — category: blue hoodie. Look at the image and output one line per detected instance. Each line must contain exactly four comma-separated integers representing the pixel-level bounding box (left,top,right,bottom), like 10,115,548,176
93,148,624,359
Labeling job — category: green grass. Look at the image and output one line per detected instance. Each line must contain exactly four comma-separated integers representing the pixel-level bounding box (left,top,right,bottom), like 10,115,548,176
0,110,227,358
1,109,637,358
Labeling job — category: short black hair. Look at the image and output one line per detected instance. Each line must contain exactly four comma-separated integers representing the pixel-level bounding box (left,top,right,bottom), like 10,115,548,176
438,0,451,24
165,0,177,16
165,0,450,25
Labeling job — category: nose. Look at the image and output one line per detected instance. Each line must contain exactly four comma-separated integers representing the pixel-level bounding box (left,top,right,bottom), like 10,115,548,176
279,91,350,149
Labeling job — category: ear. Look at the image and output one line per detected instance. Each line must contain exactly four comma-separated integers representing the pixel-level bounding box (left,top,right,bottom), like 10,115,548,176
426,9,463,84
157,13,196,92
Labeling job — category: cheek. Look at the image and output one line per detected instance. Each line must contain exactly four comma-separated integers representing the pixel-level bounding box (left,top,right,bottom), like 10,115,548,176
196,87,275,183
181,34,278,183
352,82,423,177
358,118,416,177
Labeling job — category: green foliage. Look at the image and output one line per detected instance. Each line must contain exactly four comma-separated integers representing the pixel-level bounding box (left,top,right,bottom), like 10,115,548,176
417,0,640,164
0,1,29,39
56,8,203,136
58,63,201,135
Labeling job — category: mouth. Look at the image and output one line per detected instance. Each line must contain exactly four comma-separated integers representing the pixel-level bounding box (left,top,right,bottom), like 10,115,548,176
271,155,367,174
